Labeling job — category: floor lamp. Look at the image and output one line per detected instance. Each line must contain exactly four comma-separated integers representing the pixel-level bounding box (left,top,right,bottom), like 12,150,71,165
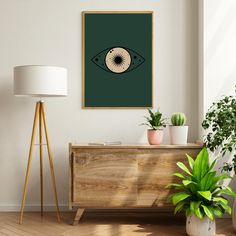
14,65,67,224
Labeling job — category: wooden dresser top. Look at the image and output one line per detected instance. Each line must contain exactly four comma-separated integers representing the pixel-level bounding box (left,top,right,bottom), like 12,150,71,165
69,143,203,149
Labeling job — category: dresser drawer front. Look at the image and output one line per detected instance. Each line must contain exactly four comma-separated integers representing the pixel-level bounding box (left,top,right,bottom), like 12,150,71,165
72,149,138,207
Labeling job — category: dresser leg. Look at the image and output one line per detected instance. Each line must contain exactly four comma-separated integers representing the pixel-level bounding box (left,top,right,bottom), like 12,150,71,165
73,208,85,225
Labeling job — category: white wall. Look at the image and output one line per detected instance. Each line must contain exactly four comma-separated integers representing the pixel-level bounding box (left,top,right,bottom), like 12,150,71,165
201,0,236,211
203,0,236,113
0,0,198,210
202,0,236,163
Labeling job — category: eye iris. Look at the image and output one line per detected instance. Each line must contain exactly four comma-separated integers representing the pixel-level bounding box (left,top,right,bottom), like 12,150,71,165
105,47,131,74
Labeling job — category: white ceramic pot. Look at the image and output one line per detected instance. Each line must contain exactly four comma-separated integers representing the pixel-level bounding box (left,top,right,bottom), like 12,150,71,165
169,126,188,145
186,215,215,236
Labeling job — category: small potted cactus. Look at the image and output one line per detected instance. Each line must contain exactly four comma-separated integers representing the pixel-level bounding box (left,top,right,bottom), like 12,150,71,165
169,112,188,145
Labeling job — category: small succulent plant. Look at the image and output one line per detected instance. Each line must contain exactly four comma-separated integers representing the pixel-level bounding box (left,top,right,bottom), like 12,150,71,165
141,108,168,130
171,112,187,126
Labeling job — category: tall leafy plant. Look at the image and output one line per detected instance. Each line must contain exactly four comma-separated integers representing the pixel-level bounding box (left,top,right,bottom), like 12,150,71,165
141,108,168,130
202,90,236,173
167,148,236,220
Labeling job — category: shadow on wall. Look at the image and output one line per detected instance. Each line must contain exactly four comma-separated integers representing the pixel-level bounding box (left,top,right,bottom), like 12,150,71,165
184,0,199,143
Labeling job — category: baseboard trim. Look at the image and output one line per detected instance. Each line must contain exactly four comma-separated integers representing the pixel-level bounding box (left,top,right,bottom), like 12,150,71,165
0,204,70,212
0,205,231,218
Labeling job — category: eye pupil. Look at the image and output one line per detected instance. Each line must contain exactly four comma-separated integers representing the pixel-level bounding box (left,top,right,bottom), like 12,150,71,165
95,58,99,61
134,56,137,59
114,56,123,65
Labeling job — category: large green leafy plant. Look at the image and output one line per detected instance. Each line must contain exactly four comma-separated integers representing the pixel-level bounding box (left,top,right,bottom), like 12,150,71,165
202,92,236,173
141,108,167,130
167,148,236,220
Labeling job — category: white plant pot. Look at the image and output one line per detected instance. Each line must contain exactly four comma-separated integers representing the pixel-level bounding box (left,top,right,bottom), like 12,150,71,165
169,126,188,145
232,199,236,230
186,215,215,236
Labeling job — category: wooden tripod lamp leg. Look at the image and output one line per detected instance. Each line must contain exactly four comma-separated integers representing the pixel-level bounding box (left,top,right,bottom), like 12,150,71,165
41,103,61,222
19,102,40,224
39,102,44,217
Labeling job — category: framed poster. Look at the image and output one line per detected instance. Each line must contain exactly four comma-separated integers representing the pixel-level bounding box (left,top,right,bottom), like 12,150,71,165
82,11,153,108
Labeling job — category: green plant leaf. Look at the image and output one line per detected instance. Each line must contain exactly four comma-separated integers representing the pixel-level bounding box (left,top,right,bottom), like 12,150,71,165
173,173,185,179
186,154,195,169
190,201,201,213
213,206,223,218
186,207,191,217
226,186,235,193
199,171,216,191
202,205,214,221
174,201,185,214
218,202,232,214
193,147,209,181
183,180,197,186
195,207,204,219
213,197,228,205
165,183,185,189
216,188,236,198
209,159,217,171
171,192,190,205
142,108,168,129
198,191,212,201
215,174,232,182
209,174,231,192
177,162,193,176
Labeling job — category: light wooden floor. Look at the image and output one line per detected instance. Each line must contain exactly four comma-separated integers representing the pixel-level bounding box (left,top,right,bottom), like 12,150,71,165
0,212,234,236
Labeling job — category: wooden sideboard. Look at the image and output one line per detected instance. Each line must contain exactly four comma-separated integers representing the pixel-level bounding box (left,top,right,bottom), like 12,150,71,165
69,143,202,225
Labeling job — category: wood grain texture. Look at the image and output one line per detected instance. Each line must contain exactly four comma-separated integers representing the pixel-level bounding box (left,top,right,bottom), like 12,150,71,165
19,102,40,224
70,143,201,149
0,212,233,236
137,149,200,207
20,102,61,224
73,208,85,225
69,144,202,211
69,143,73,210
73,149,137,207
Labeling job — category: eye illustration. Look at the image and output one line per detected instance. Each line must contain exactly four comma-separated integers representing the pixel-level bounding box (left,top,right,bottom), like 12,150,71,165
91,47,145,74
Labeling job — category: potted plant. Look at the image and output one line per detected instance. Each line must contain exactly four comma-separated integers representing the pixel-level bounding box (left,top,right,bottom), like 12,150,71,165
202,91,236,228
167,147,236,236
169,112,188,145
141,108,167,145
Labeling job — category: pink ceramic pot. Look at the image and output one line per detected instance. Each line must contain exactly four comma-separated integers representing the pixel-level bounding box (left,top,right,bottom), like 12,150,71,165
147,129,164,145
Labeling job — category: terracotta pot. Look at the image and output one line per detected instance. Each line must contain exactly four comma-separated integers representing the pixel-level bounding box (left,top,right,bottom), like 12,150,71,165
147,129,163,145
186,215,215,236
169,126,188,145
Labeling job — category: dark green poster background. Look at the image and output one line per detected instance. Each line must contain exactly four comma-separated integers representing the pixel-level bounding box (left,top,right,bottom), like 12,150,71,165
83,12,153,108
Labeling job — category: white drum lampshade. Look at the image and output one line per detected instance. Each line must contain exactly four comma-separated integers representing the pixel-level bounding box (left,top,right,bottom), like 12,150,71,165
14,65,67,97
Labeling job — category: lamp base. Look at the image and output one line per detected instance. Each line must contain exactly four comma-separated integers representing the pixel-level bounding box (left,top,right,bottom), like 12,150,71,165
19,101,61,224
